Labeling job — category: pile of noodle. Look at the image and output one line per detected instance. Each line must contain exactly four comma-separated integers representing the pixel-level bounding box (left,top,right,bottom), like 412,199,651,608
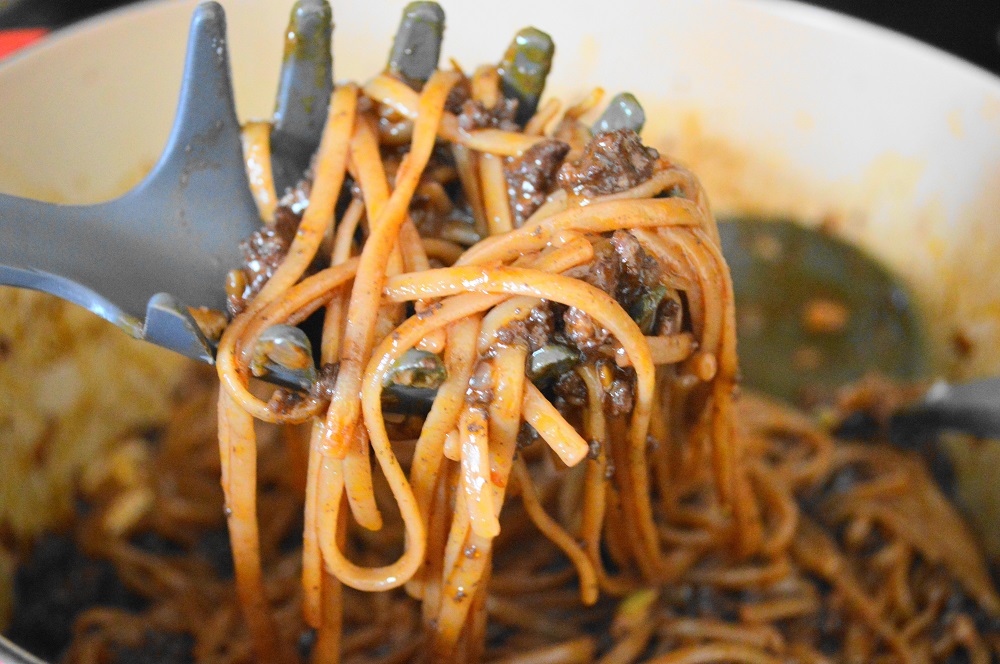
30,31,1000,664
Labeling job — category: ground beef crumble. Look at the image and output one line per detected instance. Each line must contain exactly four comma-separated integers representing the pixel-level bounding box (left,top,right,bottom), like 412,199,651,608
228,206,300,316
309,362,340,401
266,362,340,417
553,370,587,410
444,77,471,114
610,230,663,306
227,178,313,315
605,369,637,417
562,229,672,341
486,230,671,419
516,421,540,449
504,139,570,226
457,98,519,132
557,129,658,197
494,303,555,353
266,388,304,416
564,231,662,309
562,305,612,354
558,236,639,357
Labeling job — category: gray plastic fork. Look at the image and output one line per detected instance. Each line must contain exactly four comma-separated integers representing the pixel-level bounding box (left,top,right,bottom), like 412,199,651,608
0,0,332,362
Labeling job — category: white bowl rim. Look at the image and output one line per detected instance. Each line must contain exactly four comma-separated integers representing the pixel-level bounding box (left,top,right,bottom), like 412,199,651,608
3,0,1000,98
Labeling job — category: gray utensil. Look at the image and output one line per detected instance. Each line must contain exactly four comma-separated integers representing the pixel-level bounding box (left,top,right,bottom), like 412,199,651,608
718,216,1000,442
271,0,333,195
0,0,331,363
499,27,554,124
888,378,1000,442
718,217,926,401
0,638,44,664
388,1,446,86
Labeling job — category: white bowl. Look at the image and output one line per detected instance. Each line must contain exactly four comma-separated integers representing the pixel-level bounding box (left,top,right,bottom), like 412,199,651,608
1,0,999,657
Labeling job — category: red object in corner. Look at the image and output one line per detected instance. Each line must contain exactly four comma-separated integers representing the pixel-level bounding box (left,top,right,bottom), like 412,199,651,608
0,28,48,59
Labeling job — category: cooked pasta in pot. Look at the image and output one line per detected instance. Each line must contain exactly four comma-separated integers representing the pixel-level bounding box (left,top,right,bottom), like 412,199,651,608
7,12,999,664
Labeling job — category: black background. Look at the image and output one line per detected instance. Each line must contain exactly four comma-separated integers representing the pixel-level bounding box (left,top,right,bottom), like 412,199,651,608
2,0,999,76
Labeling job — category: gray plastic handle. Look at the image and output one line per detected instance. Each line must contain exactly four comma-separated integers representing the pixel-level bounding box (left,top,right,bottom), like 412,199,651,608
0,636,46,664
910,378,1000,439
0,2,258,361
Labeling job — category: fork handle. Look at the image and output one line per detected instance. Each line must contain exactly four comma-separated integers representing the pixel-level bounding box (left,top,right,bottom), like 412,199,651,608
918,378,1000,439
0,2,257,363
890,378,1000,442
0,636,46,664
0,194,145,330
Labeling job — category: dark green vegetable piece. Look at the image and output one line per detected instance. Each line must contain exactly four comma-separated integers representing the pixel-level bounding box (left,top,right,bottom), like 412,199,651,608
381,384,439,415
383,348,447,389
629,284,668,335
381,348,447,415
250,324,317,392
593,92,645,134
388,1,445,86
528,343,582,386
499,27,555,125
